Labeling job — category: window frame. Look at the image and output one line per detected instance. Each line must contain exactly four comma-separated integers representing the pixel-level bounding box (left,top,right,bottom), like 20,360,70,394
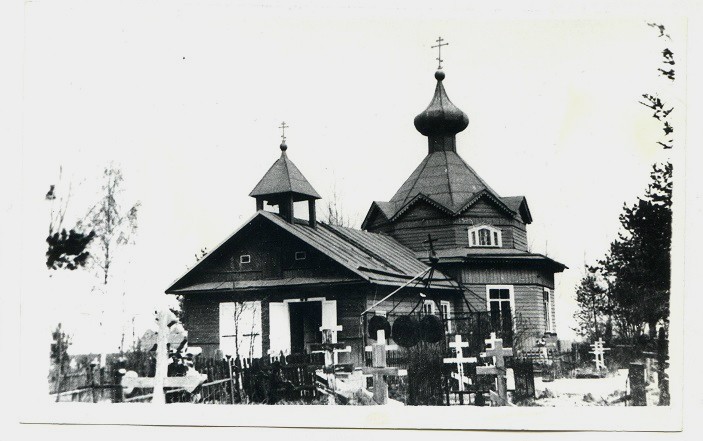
240,254,251,264
485,285,515,331
468,225,502,248
543,287,554,333
440,300,452,333
422,299,435,315
294,251,307,261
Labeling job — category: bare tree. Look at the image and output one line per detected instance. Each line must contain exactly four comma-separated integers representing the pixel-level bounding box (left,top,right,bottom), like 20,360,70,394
322,183,355,228
79,164,140,353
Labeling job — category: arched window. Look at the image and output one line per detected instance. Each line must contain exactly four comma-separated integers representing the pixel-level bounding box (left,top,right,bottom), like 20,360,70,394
468,225,502,247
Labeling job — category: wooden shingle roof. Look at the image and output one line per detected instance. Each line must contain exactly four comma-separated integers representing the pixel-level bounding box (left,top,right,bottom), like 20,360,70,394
249,150,321,200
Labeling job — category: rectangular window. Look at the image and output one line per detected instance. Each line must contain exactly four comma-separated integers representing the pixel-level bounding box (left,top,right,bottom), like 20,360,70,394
486,286,514,342
543,288,554,332
295,251,307,261
240,254,251,264
422,299,435,314
479,228,491,246
471,231,476,245
440,300,452,333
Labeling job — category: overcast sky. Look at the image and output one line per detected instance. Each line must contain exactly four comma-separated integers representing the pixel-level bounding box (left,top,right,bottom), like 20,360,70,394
19,1,685,354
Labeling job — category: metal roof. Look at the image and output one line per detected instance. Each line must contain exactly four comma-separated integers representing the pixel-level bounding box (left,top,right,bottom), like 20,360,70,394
414,247,567,272
166,210,458,294
249,151,321,200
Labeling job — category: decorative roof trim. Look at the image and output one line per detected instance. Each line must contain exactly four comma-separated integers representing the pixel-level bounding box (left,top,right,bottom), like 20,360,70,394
360,201,391,231
390,193,455,222
455,190,517,218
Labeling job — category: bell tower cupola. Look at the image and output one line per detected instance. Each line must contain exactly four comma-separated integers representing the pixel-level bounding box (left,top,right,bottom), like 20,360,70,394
249,122,320,227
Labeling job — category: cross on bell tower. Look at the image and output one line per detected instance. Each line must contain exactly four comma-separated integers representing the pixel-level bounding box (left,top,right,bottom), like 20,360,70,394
431,36,449,69
279,121,289,144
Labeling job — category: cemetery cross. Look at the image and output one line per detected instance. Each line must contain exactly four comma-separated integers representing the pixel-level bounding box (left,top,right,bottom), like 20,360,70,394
310,325,351,405
363,329,400,405
476,332,514,406
443,334,477,394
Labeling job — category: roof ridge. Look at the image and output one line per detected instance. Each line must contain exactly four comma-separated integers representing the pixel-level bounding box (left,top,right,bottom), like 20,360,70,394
443,150,455,208
397,154,432,208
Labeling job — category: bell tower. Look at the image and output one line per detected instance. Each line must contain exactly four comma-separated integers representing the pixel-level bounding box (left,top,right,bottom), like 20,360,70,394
249,124,320,227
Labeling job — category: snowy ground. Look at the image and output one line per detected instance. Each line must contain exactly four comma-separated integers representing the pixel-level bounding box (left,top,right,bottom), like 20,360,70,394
529,369,630,406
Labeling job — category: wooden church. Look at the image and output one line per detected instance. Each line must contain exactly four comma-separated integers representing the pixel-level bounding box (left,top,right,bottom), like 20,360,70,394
166,60,566,365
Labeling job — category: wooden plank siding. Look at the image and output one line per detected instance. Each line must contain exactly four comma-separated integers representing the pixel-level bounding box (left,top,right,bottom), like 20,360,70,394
181,285,370,365
179,221,351,286
368,199,529,253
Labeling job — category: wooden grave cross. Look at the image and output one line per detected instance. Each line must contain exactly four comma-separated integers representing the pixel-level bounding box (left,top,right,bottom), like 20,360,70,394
589,338,610,371
443,334,477,392
310,325,352,405
476,332,514,406
121,309,206,403
363,329,400,405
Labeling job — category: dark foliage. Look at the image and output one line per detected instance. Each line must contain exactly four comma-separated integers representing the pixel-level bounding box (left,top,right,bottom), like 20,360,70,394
50,323,71,368
575,163,672,342
46,229,96,270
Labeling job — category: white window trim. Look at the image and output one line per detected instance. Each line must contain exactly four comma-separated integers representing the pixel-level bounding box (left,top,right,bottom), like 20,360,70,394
468,225,502,247
543,288,554,333
440,300,452,333
240,254,251,264
485,285,516,328
422,299,435,314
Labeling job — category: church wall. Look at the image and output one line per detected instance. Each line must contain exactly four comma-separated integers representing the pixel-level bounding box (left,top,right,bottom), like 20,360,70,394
459,283,550,351
179,284,370,365
372,211,528,252
458,265,555,288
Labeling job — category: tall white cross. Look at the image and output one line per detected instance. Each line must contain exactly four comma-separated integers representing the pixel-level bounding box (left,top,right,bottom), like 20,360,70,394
589,338,610,370
121,309,206,403
443,335,477,392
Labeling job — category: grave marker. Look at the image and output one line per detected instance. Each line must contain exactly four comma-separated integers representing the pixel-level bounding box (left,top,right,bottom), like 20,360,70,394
443,334,477,393
310,325,352,405
476,332,513,406
363,329,400,405
589,338,610,371
120,309,206,404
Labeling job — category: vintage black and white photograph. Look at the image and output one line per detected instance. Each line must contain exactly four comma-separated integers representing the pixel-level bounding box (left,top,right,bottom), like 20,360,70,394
8,0,695,433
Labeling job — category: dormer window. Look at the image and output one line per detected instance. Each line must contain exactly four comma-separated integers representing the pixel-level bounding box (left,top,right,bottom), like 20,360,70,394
468,225,502,247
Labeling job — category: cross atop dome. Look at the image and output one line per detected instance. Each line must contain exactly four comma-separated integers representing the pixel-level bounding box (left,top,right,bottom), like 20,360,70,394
431,36,449,70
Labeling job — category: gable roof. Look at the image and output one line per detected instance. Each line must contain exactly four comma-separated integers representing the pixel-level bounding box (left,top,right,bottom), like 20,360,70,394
166,210,457,294
249,151,321,200
360,151,536,229
501,196,533,224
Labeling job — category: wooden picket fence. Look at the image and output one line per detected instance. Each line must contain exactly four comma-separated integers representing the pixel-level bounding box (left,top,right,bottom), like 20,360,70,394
121,353,325,404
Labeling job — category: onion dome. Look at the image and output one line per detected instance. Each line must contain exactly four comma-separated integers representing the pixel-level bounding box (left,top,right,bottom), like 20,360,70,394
413,70,469,137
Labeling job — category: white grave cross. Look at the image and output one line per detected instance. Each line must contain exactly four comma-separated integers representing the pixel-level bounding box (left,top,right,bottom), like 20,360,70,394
311,325,351,406
589,338,610,371
443,334,477,392
121,309,206,403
